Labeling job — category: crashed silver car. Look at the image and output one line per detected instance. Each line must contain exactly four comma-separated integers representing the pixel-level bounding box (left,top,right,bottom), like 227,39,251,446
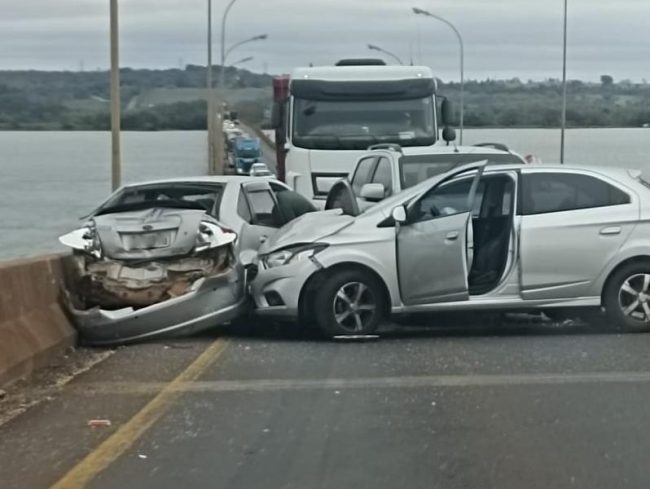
252,162,650,337
59,176,315,344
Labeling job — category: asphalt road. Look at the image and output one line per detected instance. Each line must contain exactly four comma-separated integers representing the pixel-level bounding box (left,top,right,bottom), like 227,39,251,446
3,318,650,488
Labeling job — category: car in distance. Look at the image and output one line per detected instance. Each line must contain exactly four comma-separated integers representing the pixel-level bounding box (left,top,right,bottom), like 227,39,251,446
252,162,650,337
250,162,275,178
59,176,315,345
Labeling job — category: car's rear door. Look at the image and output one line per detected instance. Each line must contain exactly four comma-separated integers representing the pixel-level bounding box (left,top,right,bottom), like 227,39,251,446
396,165,485,305
237,180,285,251
518,169,638,299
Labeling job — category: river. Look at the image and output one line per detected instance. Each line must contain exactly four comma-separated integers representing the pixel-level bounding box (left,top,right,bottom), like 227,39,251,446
1,128,649,261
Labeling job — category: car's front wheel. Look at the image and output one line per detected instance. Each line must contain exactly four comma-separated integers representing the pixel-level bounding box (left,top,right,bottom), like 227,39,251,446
603,262,650,332
314,269,386,337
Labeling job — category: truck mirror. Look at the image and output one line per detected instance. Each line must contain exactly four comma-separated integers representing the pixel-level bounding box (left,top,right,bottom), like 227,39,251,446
442,127,456,143
441,99,454,126
271,101,282,129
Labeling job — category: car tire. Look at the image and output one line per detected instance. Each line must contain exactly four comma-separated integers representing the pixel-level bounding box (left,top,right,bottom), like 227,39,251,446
603,262,650,332
314,269,386,337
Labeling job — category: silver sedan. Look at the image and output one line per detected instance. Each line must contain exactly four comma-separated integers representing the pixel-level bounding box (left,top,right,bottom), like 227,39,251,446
252,162,650,336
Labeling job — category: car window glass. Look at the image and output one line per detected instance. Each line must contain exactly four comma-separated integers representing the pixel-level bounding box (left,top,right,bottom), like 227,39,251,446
247,189,281,227
521,173,630,215
372,157,393,195
351,157,376,194
237,189,253,222
411,177,476,222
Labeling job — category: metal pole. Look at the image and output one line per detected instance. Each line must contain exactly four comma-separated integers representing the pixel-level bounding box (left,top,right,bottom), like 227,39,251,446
207,0,215,174
216,0,238,175
412,8,464,144
110,0,121,191
560,0,568,164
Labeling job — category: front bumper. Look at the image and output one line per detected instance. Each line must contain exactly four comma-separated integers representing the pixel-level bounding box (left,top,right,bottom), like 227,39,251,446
67,266,247,345
250,257,320,319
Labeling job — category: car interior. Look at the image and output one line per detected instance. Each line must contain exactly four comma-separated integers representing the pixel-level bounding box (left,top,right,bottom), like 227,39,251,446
467,175,516,295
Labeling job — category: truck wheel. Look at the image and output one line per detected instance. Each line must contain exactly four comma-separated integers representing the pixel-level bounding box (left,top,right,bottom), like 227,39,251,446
603,262,650,332
315,269,386,337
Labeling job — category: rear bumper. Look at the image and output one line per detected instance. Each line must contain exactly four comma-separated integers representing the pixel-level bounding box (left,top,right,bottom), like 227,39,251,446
67,267,247,345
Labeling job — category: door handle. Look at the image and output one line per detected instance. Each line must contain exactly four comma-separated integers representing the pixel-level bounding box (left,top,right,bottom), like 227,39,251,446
600,226,621,236
445,231,459,241
260,235,268,243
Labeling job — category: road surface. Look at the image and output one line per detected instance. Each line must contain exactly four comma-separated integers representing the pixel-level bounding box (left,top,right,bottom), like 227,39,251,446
2,318,650,488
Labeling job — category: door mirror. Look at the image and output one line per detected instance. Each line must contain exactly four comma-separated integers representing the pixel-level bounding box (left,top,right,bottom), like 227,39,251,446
392,206,407,224
360,183,386,202
441,98,454,126
270,100,283,129
442,126,456,143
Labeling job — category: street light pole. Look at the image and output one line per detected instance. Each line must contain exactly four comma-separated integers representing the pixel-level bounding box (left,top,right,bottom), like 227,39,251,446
207,0,215,174
224,34,267,67
367,44,404,65
214,0,239,175
110,0,121,191
413,7,464,144
560,0,568,164
231,56,254,66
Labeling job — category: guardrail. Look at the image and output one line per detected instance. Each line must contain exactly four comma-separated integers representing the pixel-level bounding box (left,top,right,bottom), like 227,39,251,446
0,254,77,387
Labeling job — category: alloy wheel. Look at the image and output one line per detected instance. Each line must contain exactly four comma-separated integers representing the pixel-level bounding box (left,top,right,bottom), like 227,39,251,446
332,281,377,333
618,273,650,322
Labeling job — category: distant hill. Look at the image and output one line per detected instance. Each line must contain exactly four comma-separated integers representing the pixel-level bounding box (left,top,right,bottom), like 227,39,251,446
0,68,649,130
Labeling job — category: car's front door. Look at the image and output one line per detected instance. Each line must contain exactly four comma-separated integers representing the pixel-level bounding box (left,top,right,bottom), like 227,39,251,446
397,168,484,305
237,181,285,251
518,170,637,299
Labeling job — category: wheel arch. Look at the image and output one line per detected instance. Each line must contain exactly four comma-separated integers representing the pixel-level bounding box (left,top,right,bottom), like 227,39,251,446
298,262,392,324
601,255,650,305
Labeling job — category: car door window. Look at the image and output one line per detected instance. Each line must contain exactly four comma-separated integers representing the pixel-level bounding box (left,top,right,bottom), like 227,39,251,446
246,189,282,227
351,157,377,194
410,177,480,223
371,157,393,195
521,172,630,215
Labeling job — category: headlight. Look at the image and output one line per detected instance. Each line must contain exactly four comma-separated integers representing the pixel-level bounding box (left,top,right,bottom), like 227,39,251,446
58,225,102,258
263,244,328,269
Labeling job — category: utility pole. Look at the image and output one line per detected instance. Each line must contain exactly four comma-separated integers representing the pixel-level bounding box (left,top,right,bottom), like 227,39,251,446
560,0,568,164
207,0,215,174
110,0,121,191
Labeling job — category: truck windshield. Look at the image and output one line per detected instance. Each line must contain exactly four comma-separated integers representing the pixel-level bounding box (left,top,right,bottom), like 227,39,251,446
236,149,259,158
292,96,436,150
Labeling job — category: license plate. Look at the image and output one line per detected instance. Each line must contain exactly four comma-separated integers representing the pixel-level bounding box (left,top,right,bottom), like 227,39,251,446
121,231,172,250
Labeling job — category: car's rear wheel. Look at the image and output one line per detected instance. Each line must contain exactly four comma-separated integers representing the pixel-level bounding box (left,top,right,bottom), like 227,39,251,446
315,269,386,337
603,262,650,332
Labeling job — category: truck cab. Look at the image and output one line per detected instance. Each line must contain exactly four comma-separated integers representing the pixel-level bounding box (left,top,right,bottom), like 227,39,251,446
233,137,262,175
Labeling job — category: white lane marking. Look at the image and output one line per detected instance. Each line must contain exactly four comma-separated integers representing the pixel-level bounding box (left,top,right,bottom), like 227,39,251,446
63,370,650,395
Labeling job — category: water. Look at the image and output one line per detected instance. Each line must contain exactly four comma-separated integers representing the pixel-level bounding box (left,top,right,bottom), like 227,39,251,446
1,128,649,261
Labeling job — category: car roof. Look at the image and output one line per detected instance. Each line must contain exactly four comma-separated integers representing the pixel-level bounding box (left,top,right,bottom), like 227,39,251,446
120,175,282,188
292,65,434,82
398,145,516,156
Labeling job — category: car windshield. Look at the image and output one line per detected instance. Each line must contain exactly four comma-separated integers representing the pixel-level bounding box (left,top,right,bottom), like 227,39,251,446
94,183,224,216
293,96,436,150
399,153,523,188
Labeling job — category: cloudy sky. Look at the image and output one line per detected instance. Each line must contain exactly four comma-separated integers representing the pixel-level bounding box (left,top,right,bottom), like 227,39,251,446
0,0,648,81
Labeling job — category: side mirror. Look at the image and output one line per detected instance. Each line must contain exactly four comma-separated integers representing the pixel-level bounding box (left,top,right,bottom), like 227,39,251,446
271,100,283,129
360,183,386,202
441,98,454,126
442,127,457,143
391,206,407,224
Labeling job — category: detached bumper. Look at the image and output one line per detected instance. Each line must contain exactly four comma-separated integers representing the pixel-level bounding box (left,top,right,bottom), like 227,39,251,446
250,259,319,319
68,267,247,345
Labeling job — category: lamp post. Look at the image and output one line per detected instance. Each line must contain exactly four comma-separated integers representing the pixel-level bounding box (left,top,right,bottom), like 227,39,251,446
207,0,215,173
560,0,568,164
412,7,464,144
109,0,121,190
367,44,404,65
221,34,268,86
231,56,254,66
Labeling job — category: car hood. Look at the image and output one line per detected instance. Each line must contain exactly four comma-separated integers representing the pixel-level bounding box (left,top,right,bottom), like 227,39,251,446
91,207,211,260
259,209,354,254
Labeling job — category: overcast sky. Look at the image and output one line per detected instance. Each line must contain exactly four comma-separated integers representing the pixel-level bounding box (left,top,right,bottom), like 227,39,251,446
0,0,648,81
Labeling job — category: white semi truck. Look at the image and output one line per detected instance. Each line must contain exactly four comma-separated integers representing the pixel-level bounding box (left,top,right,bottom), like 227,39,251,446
271,59,456,204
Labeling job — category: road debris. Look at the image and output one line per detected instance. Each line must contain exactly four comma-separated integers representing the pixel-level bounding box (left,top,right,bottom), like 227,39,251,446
333,335,380,342
87,419,112,428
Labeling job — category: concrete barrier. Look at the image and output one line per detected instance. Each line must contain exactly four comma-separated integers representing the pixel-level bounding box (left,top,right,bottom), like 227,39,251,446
0,254,77,387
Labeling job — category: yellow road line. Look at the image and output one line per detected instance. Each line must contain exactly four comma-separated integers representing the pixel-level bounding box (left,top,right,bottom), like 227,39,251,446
50,338,228,489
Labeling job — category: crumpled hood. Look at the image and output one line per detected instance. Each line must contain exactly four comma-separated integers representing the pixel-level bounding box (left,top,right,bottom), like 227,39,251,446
259,209,354,254
92,208,209,260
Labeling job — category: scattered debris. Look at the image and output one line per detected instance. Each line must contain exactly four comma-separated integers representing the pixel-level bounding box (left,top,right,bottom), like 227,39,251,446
333,335,380,342
138,454,148,459
262,428,270,433
431,401,437,407
88,419,112,428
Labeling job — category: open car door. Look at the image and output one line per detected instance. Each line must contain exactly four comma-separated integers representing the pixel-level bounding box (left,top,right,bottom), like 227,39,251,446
237,180,286,251
396,163,486,305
